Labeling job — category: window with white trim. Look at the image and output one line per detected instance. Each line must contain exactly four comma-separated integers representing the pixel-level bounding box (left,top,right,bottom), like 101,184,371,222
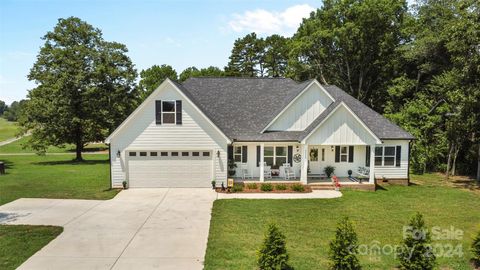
375,146,397,166
234,146,242,162
340,146,348,162
162,101,175,124
264,146,287,167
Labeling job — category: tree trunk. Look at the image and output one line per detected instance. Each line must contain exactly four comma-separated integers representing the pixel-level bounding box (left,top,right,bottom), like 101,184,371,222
452,145,459,176
446,143,453,179
75,140,83,161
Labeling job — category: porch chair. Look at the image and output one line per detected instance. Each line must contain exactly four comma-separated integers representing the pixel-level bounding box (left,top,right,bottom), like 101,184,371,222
263,162,272,179
283,163,295,180
242,165,253,180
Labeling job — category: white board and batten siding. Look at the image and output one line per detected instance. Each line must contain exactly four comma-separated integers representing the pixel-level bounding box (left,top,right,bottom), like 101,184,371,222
268,83,334,131
109,82,228,188
304,104,379,146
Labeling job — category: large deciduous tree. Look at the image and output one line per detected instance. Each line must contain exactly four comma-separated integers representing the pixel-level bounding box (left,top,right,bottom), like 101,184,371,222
138,64,177,100
23,17,137,160
289,0,408,111
385,0,480,176
225,32,265,77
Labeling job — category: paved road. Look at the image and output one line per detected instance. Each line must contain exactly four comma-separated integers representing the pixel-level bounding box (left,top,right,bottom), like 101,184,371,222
0,189,217,270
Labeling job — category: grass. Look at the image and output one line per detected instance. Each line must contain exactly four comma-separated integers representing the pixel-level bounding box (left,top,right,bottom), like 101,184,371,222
204,174,480,270
0,225,63,270
0,136,107,153
0,119,18,142
0,154,118,205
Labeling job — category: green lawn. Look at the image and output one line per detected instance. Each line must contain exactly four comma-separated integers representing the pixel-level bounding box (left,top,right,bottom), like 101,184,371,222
0,154,118,205
204,175,480,270
0,225,63,270
0,136,108,153
0,119,19,142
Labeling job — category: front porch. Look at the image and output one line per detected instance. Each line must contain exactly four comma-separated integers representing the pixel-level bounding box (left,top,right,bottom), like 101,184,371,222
230,142,376,185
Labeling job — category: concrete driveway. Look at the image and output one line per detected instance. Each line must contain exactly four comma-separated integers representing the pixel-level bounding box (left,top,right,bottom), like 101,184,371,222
0,188,217,270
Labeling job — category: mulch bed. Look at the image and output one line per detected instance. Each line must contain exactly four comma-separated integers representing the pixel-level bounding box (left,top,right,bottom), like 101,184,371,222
215,183,312,193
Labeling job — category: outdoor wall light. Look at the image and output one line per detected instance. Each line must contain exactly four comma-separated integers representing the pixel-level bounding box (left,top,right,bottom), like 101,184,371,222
117,150,121,157
331,146,334,152
217,150,220,158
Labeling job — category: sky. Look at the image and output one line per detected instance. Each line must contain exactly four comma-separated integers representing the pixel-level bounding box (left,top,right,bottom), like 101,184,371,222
0,0,322,105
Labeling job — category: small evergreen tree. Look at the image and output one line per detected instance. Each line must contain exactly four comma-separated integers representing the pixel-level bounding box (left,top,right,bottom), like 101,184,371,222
397,212,436,270
257,223,291,270
472,230,480,267
329,217,361,270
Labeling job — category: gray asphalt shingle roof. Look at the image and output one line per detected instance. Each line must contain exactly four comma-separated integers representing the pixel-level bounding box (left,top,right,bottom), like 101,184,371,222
178,77,414,142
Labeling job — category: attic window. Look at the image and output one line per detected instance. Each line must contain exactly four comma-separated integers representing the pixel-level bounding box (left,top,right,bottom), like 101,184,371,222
162,101,175,124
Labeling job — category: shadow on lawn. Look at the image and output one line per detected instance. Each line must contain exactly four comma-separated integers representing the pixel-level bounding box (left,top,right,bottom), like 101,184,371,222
33,159,109,166
66,147,108,153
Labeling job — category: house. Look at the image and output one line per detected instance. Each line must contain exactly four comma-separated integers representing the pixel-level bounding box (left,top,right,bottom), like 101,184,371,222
105,77,414,189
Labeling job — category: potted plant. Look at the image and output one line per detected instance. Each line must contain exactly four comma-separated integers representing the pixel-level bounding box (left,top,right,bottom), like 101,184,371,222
122,180,127,189
227,159,237,176
324,166,335,178
211,180,216,189
347,169,352,177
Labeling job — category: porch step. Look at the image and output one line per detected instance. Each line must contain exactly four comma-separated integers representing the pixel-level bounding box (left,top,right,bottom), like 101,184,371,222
309,185,336,190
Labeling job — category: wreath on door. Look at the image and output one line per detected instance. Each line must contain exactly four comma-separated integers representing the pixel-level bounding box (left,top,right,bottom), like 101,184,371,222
293,153,302,163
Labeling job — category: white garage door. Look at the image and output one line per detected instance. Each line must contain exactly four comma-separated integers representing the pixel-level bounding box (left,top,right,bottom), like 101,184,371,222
127,150,213,188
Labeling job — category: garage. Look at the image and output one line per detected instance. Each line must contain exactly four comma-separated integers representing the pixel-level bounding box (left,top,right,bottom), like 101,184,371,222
127,150,213,188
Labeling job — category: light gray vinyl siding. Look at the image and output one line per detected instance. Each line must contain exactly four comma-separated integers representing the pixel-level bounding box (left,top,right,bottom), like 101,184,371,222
110,83,228,188
373,140,409,179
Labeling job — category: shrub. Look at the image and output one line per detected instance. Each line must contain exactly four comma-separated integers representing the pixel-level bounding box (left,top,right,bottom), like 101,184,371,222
261,183,273,192
329,217,361,270
324,166,335,178
290,183,304,192
275,184,287,191
232,184,244,193
257,223,291,270
397,212,436,270
247,183,258,189
471,230,480,267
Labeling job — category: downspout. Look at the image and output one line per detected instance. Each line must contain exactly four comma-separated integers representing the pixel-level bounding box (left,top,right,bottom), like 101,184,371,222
108,143,112,190
407,140,411,184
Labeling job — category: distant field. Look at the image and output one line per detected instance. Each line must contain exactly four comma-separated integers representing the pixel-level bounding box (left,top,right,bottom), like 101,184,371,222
0,119,19,142
0,136,107,153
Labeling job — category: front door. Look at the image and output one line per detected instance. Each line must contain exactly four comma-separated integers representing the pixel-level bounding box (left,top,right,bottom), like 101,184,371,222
308,146,322,174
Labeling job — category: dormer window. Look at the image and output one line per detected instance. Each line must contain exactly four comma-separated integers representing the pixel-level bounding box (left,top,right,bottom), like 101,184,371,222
162,101,176,124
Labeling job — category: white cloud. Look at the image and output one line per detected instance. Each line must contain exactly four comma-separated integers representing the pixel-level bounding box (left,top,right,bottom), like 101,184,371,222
228,4,314,36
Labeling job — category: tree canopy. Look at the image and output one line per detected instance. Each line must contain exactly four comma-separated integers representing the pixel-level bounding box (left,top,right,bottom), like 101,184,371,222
22,16,137,160
138,64,177,100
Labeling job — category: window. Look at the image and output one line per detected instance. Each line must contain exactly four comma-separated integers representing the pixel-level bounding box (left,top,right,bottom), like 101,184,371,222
171,152,179,156
162,101,175,124
129,152,136,157
264,146,288,167
340,146,348,162
182,152,189,157
375,146,397,166
192,152,200,156
321,148,325,161
203,152,210,157
150,152,157,156
161,152,168,156
234,146,242,162
140,152,147,157
275,146,287,166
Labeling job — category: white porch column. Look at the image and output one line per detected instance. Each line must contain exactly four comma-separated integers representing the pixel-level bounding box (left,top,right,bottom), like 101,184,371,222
300,143,309,184
369,144,376,183
260,143,265,182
